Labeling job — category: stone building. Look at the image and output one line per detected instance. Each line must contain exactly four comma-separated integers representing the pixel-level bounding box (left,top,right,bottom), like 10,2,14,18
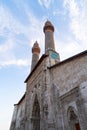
10,21,87,130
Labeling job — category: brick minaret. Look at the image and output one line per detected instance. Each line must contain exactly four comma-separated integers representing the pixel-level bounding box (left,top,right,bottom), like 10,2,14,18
43,21,55,54
31,41,40,71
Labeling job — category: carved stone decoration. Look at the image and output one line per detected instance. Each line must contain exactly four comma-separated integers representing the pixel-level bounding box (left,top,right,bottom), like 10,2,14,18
21,118,25,125
43,104,48,118
67,106,78,121
48,122,55,128
67,106,81,130
70,110,77,120
52,83,59,97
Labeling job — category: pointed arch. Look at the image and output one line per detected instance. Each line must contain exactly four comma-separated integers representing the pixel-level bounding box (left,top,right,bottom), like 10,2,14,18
67,106,81,130
32,94,40,117
32,94,40,130
67,106,77,121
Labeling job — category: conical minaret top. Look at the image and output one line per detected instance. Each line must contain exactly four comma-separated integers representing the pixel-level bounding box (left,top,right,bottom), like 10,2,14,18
43,21,55,54
31,41,40,71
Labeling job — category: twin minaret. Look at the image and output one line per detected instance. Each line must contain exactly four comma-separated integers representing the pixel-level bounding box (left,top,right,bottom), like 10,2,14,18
43,21,55,53
31,21,60,71
31,41,40,71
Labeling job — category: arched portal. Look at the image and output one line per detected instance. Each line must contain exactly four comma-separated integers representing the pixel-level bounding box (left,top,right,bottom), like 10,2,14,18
67,106,81,130
32,95,40,130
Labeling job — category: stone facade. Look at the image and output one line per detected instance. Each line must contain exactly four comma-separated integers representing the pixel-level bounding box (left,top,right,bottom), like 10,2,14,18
10,21,87,130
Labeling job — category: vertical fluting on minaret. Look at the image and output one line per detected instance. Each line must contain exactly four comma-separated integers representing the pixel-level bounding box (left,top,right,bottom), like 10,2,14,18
31,41,40,71
43,21,55,54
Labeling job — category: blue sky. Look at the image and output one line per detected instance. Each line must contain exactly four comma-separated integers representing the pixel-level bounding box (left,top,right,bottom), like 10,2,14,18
0,0,87,130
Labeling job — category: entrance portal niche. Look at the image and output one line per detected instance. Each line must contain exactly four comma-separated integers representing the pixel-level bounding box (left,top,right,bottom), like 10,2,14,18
32,95,40,130
67,106,81,130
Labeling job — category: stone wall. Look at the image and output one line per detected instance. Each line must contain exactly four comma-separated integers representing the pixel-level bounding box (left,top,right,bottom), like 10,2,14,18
25,57,49,130
25,56,59,130
50,54,87,96
49,54,87,130
10,53,87,130
10,97,26,130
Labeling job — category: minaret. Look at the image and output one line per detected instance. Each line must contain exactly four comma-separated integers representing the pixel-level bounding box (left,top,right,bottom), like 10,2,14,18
31,41,40,71
43,21,60,64
43,20,55,54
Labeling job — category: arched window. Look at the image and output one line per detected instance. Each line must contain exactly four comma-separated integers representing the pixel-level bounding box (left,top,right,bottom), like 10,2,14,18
32,95,40,130
67,106,81,130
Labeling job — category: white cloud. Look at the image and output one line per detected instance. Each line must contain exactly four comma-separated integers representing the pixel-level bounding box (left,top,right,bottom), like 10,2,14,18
0,5,45,67
53,10,65,16
24,5,45,51
0,6,24,35
1,0,86,68
0,59,30,67
55,36,84,61
63,0,87,45
38,0,52,8
0,38,16,61
0,39,30,67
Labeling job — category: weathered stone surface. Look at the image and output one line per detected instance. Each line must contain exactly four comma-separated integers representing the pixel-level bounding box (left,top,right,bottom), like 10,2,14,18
10,21,87,130
10,53,87,130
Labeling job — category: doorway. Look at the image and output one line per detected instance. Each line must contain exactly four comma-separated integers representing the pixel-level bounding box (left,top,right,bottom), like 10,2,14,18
75,123,81,130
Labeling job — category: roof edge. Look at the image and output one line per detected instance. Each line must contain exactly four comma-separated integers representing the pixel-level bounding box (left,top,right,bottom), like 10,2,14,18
24,54,48,83
49,50,87,69
14,93,26,106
